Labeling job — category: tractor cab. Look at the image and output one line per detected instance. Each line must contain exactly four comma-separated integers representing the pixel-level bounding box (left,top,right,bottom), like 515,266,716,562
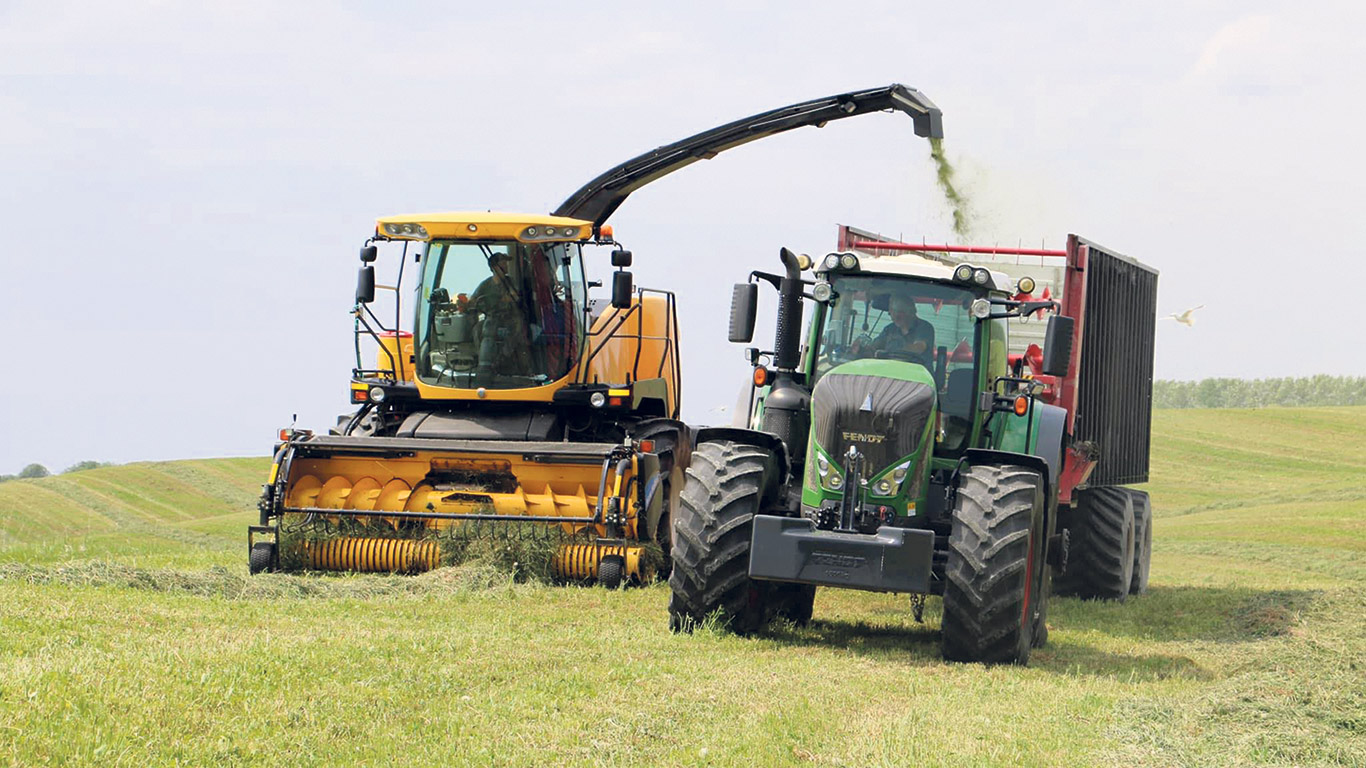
793,250,1026,532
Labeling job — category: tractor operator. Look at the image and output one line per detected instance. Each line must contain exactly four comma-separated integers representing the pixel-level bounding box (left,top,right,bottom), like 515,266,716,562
857,293,935,363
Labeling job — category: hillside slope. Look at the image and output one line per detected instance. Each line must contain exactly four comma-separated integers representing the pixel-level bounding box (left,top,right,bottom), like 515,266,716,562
0,409,1362,766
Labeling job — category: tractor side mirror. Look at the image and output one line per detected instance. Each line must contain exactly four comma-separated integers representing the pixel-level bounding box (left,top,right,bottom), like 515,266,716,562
611,249,633,267
356,265,376,304
360,245,378,263
729,283,758,343
611,270,634,309
1041,314,1074,377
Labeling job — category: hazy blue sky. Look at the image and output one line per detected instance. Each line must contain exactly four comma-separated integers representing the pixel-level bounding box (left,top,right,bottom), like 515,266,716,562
2,1,1362,474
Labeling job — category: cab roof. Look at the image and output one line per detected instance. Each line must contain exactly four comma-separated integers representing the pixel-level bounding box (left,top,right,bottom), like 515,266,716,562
375,212,593,242
820,251,1014,293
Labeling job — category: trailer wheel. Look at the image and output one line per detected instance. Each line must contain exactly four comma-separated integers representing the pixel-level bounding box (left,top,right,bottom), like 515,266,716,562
1129,490,1152,595
941,465,1044,665
668,440,773,634
1059,486,1135,601
248,542,276,575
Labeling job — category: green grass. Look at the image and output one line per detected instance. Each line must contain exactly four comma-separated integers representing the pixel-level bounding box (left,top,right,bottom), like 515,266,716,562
1,410,1364,766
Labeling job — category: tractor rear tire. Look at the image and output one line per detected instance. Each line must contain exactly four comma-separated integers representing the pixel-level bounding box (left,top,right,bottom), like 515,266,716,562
248,542,276,575
774,584,817,627
941,465,1045,665
1058,486,1135,601
1032,566,1052,648
668,440,773,634
1129,490,1152,595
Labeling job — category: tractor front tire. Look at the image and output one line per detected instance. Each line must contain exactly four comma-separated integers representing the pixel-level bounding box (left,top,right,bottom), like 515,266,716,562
941,465,1045,665
1129,490,1152,595
1058,486,1135,601
668,440,773,634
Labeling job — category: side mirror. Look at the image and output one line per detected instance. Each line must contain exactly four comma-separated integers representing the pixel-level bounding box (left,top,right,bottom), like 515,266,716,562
611,249,633,267
611,270,634,309
356,265,376,304
360,245,378,263
1041,314,1075,377
729,283,758,343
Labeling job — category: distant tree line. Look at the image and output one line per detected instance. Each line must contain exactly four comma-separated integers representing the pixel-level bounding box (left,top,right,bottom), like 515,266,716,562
0,461,111,483
1154,375,1366,409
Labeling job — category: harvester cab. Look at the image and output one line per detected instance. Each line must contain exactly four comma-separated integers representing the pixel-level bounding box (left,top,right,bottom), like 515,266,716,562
249,83,945,586
670,229,1158,665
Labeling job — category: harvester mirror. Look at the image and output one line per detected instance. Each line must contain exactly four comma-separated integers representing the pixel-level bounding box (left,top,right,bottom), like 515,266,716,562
611,270,634,308
729,282,758,343
359,245,378,263
355,265,376,304
1041,314,1075,377
611,249,633,267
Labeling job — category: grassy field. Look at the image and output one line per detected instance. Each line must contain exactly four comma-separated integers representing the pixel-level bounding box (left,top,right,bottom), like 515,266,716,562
1,408,1363,766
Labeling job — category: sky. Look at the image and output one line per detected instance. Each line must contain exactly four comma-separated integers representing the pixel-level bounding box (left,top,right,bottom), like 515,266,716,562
2,0,1363,474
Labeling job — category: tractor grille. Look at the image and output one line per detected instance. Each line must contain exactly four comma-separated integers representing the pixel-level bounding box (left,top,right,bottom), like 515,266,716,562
811,373,934,476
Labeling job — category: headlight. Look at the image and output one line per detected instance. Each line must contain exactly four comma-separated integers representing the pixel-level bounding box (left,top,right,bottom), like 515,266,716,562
812,281,834,302
875,479,892,495
816,455,829,476
839,253,859,270
1017,276,1036,294
822,254,841,271
971,298,992,319
382,222,428,239
973,268,990,286
526,227,539,236
953,264,974,282
589,392,606,408
368,386,387,403
829,474,843,490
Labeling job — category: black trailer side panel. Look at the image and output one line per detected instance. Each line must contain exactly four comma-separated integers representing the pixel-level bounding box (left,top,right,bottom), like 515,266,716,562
1075,239,1159,486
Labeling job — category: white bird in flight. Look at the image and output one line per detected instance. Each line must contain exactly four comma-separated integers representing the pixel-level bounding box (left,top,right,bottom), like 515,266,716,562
1165,305,1205,326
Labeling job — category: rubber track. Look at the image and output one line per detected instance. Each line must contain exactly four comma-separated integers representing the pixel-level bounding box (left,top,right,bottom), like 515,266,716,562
1059,486,1134,601
941,465,1040,664
1129,489,1152,595
668,441,770,633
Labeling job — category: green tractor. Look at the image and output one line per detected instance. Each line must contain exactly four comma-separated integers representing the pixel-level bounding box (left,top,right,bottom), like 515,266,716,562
668,231,1158,665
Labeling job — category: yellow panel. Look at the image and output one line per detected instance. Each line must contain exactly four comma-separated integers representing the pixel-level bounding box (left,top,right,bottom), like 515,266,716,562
582,295,680,417
375,212,592,242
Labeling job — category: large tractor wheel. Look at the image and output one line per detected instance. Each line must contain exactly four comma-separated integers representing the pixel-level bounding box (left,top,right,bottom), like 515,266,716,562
1058,486,1135,601
668,440,773,634
1129,489,1152,595
941,465,1045,665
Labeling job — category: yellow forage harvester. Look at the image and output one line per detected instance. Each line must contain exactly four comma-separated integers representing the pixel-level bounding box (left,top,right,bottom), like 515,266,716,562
248,211,687,586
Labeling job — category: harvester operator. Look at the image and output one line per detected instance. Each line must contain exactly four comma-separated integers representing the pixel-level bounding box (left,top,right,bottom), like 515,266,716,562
469,251,536,383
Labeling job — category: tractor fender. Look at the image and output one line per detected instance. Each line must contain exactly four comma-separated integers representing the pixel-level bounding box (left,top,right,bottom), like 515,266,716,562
962,449,1053,508
1032,403,1067,489
692,427,791,504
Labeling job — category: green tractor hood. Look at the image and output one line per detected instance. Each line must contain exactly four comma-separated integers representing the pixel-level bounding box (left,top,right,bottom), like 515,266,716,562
805,359,938,511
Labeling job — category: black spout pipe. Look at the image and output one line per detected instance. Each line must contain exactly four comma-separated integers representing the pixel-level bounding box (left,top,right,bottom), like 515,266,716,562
773,248,804,371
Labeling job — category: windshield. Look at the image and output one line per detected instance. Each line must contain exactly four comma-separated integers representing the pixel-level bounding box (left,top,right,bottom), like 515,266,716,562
415,240,585,389
813,275,985,451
